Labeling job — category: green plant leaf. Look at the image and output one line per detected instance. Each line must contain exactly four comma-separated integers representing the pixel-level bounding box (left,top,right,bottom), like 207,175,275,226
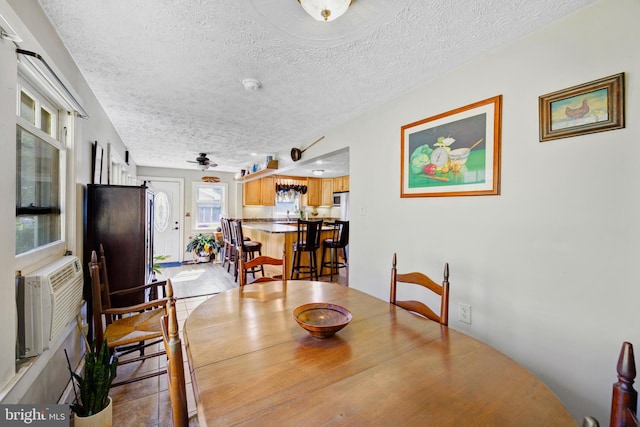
69,339,118,417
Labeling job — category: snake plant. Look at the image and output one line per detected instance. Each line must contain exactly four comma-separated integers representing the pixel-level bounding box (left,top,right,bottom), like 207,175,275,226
68,340,118,417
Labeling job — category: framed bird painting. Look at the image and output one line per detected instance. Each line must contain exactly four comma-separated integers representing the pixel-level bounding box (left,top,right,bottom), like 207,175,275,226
539,73,625,142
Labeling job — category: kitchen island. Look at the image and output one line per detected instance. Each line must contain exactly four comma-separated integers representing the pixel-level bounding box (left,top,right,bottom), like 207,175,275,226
242,221,339,279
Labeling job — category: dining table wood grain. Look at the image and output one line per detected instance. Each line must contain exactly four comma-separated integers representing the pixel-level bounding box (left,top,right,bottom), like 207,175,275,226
183,280,576,426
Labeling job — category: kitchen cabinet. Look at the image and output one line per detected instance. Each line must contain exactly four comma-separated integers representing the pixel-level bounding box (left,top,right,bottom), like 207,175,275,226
333,175,350,193
321,179,333,206
306,178,334,207
261,176,275,205
243,176,275,206
306,177,322,207
243,179,261,205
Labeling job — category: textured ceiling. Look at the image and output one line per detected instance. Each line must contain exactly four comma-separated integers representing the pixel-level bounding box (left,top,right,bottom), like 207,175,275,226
37,0,596,176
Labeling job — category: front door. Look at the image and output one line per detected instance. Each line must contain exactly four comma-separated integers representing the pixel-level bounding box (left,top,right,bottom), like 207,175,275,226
143,178,183,263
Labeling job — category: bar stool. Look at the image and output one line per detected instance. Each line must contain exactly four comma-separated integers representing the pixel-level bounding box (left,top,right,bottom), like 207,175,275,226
221,218,233,271
290,219,323,281
222,218,250,273
320,220,349,282
231,219,263,282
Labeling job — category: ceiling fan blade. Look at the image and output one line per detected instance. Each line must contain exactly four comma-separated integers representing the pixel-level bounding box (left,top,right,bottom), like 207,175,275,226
187,152,217,168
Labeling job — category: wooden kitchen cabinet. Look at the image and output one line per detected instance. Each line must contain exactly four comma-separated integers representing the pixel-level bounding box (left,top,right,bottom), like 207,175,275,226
243,179,261,205
321,178,333,206
342,175,349,191
261,176,275,205
306,177,322,207
332,177,342,193
307,178,333,207
243,176,275,206
333,175,350,193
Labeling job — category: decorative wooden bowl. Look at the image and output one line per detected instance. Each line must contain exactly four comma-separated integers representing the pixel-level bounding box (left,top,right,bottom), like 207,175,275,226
292,303,352,339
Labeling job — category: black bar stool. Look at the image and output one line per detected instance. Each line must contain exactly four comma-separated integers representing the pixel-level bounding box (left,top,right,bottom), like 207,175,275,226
290,219,323,280
231,219,263,282
320,220,349,282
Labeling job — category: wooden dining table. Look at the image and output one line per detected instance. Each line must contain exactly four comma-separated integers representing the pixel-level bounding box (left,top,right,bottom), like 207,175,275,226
183,280,576,426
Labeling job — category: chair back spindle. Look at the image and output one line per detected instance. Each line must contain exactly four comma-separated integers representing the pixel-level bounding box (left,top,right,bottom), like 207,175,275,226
161,282,188,427
89,250,106,347
611,341,638,427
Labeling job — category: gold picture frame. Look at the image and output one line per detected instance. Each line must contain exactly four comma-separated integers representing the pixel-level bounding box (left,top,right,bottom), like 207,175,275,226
400,95,502,198
539,73,625,142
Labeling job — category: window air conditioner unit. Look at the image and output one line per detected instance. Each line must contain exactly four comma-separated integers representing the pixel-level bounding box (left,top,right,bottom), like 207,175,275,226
16,256,84,358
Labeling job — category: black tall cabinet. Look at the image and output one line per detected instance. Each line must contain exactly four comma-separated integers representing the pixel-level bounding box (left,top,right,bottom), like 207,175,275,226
85,184,154,308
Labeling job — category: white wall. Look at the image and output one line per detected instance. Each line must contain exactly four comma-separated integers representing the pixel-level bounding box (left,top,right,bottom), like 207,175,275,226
0,0,134,402
331,0,637,422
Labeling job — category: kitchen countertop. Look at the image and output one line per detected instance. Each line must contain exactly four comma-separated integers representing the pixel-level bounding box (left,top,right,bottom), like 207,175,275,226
242,223,296,234
242,222,336,234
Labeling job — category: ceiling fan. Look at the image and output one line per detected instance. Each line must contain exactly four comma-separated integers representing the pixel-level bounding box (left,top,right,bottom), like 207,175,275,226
187,153,217,169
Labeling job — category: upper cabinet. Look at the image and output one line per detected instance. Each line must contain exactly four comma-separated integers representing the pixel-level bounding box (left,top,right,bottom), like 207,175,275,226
261,177,276,205
307,177,334,207
243,176,275,206
321,179,333,206
333,176,349,193
306,177,322,207
243,174,347,207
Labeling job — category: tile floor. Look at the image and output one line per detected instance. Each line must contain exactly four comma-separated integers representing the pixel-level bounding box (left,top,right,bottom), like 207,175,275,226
109,260,348,426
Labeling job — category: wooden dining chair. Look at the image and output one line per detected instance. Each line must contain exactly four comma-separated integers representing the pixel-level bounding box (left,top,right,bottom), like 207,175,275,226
161,287,189,427
389,252,450,325
239,246,287,286
582,341,638,427
88,248,169,387
611,341,638,426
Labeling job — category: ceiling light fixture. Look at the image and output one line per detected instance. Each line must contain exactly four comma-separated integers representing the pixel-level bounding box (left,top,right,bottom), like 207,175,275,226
297,0,352,22
312,169,324,176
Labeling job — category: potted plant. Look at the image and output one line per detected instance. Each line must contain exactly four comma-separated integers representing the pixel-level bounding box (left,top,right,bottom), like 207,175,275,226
66,340,118,426
186,233,216,263
152,254,170,279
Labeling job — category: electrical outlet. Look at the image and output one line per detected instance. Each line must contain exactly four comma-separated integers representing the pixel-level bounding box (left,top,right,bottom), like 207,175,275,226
458,303,471,324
